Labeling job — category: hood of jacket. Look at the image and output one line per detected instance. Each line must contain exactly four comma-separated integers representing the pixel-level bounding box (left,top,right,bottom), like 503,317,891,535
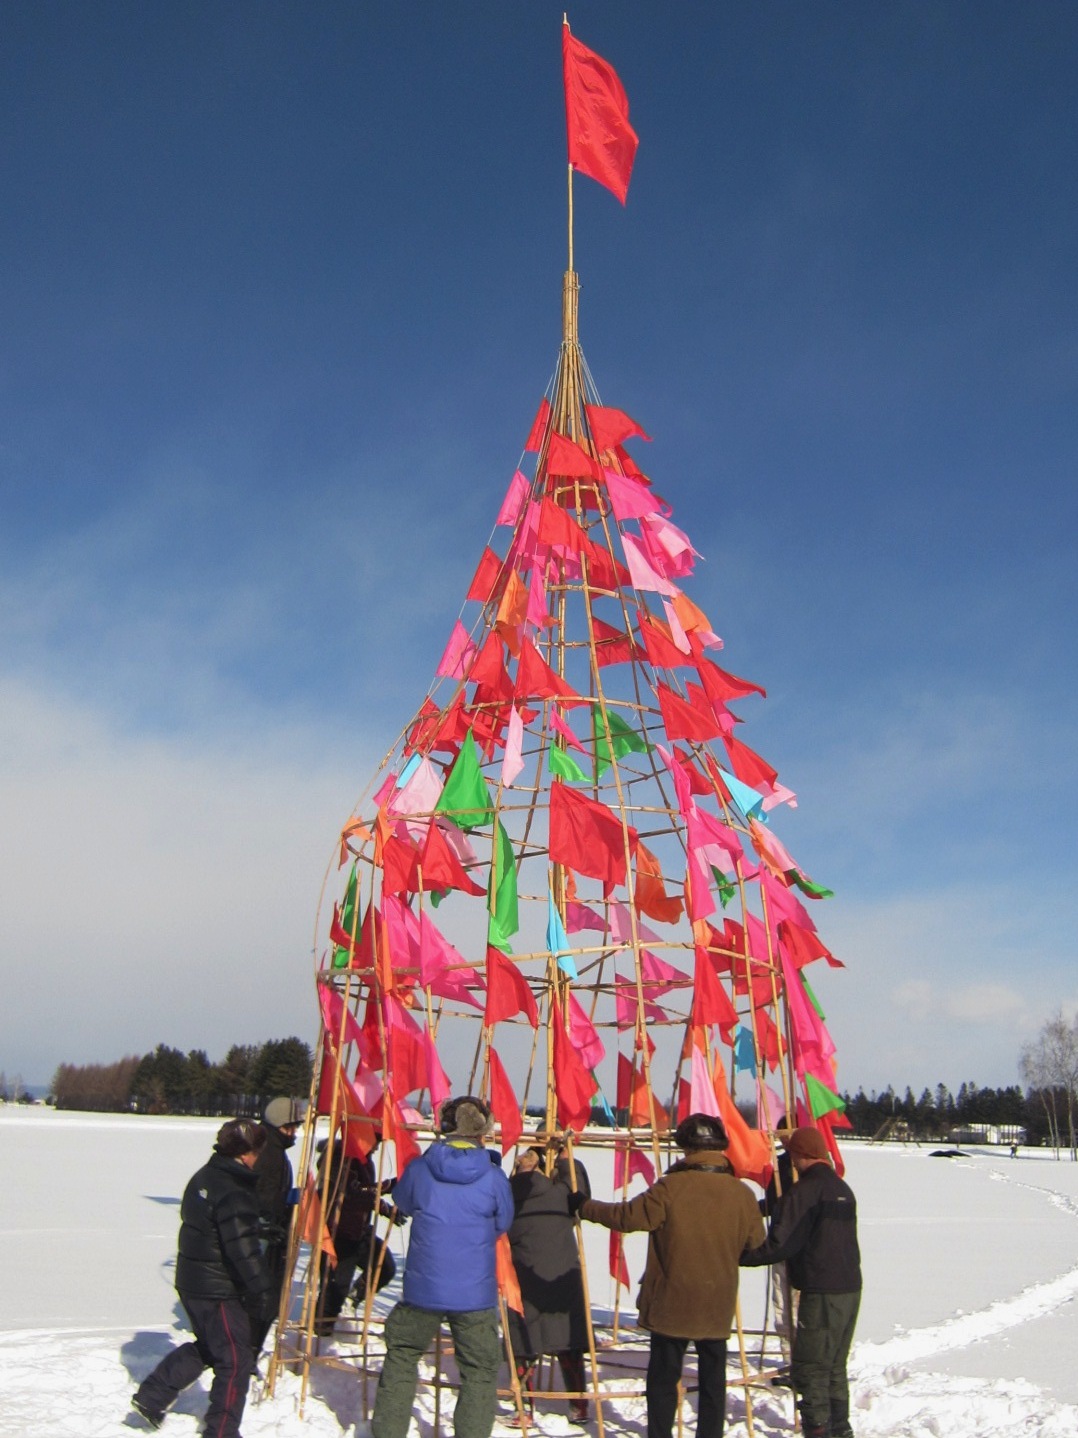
422,1139,494,1186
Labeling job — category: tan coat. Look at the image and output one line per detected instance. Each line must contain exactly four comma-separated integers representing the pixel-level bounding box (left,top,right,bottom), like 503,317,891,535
580,1150,764,1339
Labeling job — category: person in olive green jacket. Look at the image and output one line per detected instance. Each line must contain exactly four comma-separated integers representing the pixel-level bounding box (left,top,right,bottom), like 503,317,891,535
569,1114,764,1438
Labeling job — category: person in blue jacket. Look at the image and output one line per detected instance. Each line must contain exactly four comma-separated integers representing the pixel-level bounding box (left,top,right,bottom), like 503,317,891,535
371,1095,514,1438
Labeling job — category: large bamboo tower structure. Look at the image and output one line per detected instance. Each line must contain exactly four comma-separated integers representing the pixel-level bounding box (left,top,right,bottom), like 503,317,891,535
270,27,848,1437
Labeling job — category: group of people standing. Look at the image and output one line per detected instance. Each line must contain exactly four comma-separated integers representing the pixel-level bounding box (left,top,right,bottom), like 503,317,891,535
131,1094,861,1438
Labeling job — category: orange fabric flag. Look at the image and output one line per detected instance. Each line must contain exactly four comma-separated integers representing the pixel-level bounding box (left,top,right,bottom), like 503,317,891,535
633,841,683,925
298,1173,337,1266
496,1233,525,1314
712,1059,772,1188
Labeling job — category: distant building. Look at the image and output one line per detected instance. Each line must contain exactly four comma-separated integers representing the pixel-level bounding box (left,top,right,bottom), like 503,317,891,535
948,1122,1026,1146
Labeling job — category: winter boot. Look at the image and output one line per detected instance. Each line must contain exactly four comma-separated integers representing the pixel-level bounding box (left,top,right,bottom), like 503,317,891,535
130,1394,165,1431
830,1398,854,1438
558,1349,589,1423
507,1360,536,1428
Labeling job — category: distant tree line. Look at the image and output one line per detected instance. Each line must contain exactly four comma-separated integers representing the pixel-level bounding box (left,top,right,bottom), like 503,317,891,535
839,1081,1036,1141
49,1038,313,1116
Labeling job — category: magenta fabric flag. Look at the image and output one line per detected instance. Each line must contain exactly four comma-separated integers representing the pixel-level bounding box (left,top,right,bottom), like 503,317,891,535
760,868,816,932
527,561,551,629
604,467,664,522
656,744,694,822
436,620,478,679
689,1044,723,1118
565,899,606,933
318,980,368,1058
497,469,531,527
615,977,666,1027
780,948,837,1082
422,1029,451,1109
685,849,717,922
568,991,605,1068
639,514,699,580
687,806,744,874
382,894,422,973
550,709,588,753
622,530,678,595
372,772,398,808
501,705,525,787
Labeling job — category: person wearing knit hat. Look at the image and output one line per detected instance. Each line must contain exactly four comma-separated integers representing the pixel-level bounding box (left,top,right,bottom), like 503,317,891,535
371,1096,514,1438
251,1096,306,1351
742,1127,862,1438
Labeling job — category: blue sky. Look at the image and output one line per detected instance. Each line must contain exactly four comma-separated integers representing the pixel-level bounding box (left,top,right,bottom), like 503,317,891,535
2,3,1076,1093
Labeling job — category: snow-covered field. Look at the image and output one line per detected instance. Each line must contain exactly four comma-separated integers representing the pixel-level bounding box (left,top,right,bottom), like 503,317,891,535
2,1106,1077,1437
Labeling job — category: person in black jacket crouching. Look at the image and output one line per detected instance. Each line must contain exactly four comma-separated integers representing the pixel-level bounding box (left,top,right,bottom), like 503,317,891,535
741,1127,861,1438
131,1118,274,1435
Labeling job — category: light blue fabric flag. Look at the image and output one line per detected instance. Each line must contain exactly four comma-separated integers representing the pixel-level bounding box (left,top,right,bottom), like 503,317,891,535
547,889,578,978
734,1024,757,1073
717,766,768,823
594,1090,616,1127
395,752,422,787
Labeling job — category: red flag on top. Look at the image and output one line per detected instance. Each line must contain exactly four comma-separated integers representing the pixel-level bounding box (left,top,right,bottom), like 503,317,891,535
562,26,638,205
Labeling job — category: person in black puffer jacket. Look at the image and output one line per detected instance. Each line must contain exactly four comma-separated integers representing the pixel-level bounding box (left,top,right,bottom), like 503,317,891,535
131,1119,274,1437
741,1127,862,1438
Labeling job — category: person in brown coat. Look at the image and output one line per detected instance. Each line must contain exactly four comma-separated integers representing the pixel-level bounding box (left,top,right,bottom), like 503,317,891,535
568,1113,764,1438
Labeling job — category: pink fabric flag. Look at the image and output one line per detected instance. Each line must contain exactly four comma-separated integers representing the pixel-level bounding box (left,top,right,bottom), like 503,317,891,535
501,706,525,788
685,849,717,922
526,560,551,630
550,709,588,753
436,621,478,680
661,599,692,653
608,901,660,946
418,912,485,1009
689,1043,723,1118
656,744,694,822
760,868,815,932
496,469,531,527
639,513,699,580
640,949,691,994
614,977,666,1027
603,467,664,521
622,530,679,595
780,948,837,1083
568,991,605,1069
388,758,444,823
761,1083,787,1131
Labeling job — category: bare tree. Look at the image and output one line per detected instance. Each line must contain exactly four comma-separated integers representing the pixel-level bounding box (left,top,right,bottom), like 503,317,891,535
1020,1012,1078,1158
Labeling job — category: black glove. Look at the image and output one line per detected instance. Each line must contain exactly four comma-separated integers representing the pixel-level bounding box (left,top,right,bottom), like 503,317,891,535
245,1288,277,1331
379,1176,397,1194
566,1190,588,1218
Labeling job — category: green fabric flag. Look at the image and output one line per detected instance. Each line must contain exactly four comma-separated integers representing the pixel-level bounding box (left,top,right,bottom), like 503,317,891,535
548,745,588,783
788,869,834,900
487,821,519,951
802,975,827,1021
436,730,494,831
593,703,649,779
711,866,736,910
333,863,361,968
806,1073,846,1118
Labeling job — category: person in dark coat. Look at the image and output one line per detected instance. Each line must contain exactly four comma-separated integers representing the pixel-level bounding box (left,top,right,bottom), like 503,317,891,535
314,1134,398,1337
741,1127,862,1438
131,1118,274,1437
251,1095,304,1350
371,1096,514,1438
506,1142,591,1424
570,1113,764,1438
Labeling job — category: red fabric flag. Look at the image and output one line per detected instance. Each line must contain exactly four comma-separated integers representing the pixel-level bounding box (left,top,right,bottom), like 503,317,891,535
778,918,842,971
562,26,638,204
515,636,587,708
691,944,738,1043
467,546,505,604
525,397,551,453
656,681,722,743
382,1088,422,1171
380,833,422,895
579,532,630,592
546,429,601,480
548,780,638,886
488,1045,524,1154
470,631,514,704
537,495,587,553
385,998,429,1098
609,1231,631,1289
484,945,539,1028
637,610,690,670
617,1052,669,1128
593,617,639,667
722,732,779,793
552,998,598,1131
421,821,485,897
584,404,651,451
691,639,766,702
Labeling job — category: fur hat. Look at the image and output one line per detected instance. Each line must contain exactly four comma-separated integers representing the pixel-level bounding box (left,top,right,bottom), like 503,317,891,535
439,1095,494,1139
780,1126,830,1163
263,1096,305,1129
215,1118,267,1159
